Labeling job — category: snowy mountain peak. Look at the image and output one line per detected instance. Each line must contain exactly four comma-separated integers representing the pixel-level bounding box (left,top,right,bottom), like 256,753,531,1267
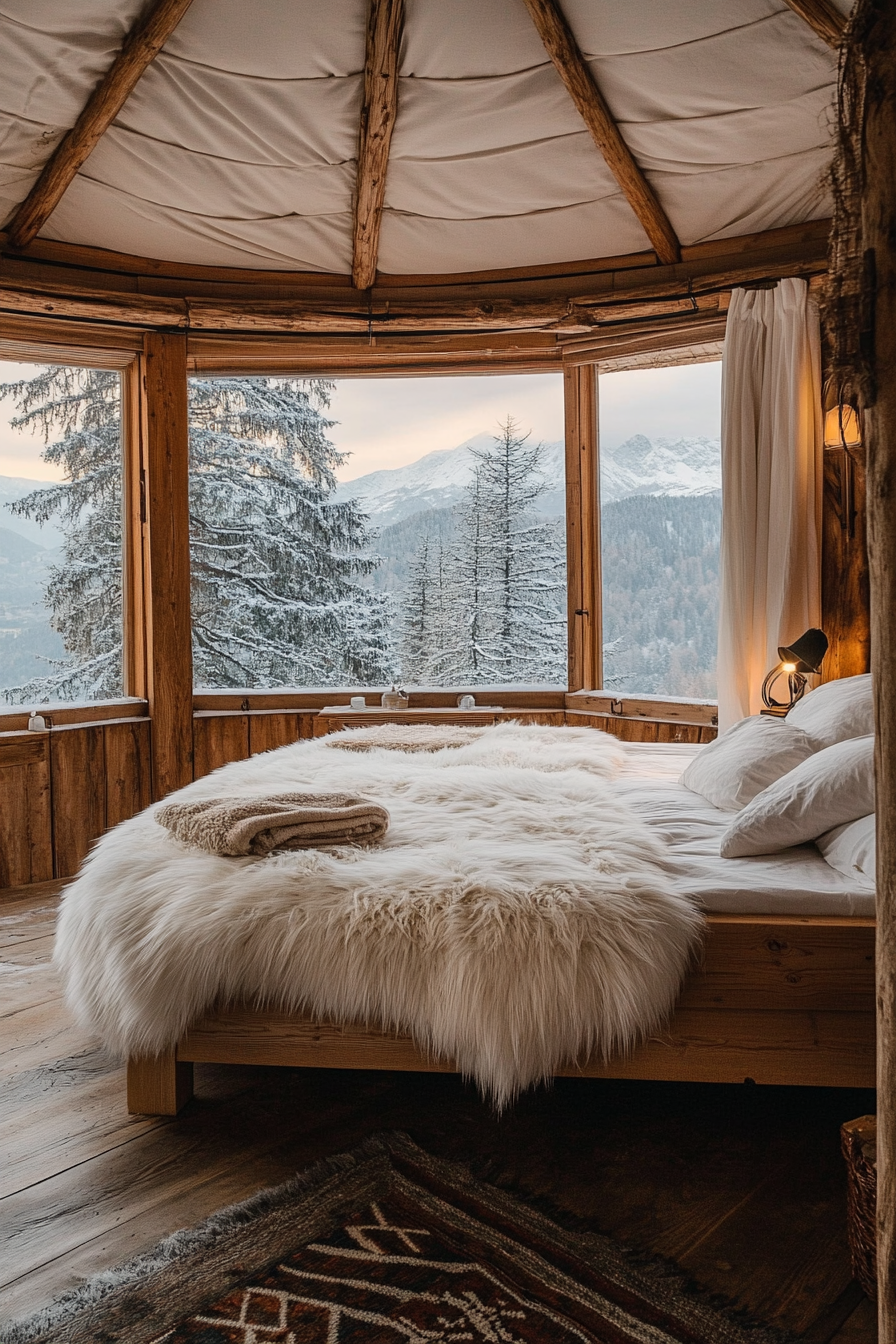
335,431,719,525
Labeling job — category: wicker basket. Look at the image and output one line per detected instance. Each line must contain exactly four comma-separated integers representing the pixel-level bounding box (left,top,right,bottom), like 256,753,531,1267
841,1114,877,1300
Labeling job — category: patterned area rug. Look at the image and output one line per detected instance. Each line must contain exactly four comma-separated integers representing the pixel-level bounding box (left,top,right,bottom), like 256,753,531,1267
7,1134,790,1344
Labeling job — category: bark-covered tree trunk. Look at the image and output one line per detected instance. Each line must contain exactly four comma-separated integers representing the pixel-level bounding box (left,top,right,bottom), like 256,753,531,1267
857,1,896,1330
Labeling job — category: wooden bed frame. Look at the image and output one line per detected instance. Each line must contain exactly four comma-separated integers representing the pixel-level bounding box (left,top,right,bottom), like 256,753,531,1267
127,912,876,1115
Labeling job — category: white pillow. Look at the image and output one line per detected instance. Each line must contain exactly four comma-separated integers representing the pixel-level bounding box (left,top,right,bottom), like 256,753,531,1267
817,813,876,890
786,673,873,747
720,735,875,858
680,715,818,812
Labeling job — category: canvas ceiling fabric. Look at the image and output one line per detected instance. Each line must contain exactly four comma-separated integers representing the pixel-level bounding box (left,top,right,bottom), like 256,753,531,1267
0,0,846,274
716,277,823,729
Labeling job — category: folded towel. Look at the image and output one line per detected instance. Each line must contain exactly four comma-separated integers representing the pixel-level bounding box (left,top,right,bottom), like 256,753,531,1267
157,792,390,856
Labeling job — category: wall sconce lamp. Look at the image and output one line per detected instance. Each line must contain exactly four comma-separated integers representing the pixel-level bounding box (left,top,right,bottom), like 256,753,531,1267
761,627,829,717
823,402,862,538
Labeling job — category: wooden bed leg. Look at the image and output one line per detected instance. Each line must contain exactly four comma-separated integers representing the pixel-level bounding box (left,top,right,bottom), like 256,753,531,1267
127,1051,193,1115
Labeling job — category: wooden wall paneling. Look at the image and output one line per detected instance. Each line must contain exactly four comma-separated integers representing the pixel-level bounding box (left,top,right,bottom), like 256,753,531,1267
248,712,310,755
821,446,871,680
49,726,105,879
103,719,151,828
494,710,566,726
192,713,250,780
141,332,193,799
564,364,600,690
0,736,52,888
654,722,703,744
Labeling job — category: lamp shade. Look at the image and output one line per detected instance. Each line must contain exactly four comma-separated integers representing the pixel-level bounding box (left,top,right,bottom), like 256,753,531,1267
823,404,862,449
777,628,828,675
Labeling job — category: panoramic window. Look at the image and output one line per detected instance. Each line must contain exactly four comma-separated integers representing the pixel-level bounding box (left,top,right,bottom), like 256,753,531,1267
188,373,566,690
0,361,124,705
598,359,722,698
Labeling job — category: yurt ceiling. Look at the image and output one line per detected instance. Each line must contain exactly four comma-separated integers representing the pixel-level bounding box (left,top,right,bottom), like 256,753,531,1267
0,0,848,283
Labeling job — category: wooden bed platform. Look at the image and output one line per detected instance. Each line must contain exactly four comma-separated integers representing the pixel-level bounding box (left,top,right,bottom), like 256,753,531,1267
127,912,877,1115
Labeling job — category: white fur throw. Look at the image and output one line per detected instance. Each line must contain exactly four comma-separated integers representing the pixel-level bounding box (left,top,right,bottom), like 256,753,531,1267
54,723,703,1106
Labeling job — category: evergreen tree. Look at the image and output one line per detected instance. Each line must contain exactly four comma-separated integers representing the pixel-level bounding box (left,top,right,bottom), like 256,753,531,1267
0,369,394,702
187,378,393,687
398,417,566,686
2,367,124,701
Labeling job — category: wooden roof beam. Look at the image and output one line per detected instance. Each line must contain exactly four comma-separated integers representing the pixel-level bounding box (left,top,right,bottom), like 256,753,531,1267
352,0,403,291
6,0,195,251
522,0,681,266
782,0,847,48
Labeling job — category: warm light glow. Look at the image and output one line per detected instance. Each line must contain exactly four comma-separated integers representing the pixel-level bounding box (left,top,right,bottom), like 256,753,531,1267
781,662,797,672
824,404,862,450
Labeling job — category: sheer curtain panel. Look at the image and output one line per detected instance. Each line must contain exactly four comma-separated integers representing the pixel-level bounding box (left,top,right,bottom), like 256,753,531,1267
717,277,823,729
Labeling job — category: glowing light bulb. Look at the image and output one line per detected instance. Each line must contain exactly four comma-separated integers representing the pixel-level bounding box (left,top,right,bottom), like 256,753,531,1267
781,662,797,673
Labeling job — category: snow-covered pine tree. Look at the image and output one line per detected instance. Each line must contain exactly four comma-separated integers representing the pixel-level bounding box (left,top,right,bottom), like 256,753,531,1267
399,416,566,686
466,416,566,682
1,366,124,702
188,378,393,688
0,369,395,702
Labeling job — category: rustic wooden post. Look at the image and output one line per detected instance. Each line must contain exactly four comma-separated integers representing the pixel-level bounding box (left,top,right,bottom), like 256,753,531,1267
564,364,601,691
141,331,193,798
856,2,896,1329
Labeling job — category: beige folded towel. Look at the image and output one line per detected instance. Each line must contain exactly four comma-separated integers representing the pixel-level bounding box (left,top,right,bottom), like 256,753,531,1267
157,792,390,856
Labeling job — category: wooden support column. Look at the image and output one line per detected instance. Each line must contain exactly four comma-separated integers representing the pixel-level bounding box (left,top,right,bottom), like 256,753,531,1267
141,332,193,798
564,364,601,691
859,1,896,1327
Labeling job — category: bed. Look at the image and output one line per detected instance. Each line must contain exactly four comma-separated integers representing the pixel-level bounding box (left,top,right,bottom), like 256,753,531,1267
51,723,876,1115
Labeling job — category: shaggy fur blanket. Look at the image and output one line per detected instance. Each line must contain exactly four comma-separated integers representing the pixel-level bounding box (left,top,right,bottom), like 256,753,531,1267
54,723,703,1106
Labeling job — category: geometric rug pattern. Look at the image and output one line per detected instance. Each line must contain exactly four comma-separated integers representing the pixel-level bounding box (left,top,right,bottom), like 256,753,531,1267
7,1134,792,1344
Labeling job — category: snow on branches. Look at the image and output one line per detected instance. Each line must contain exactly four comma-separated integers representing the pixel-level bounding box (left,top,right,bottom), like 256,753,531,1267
0,370,396,702
399,417,566,686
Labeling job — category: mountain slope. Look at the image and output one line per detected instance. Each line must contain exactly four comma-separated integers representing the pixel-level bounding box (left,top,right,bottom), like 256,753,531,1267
335,432,720,523
0,476,65,548
335,433,566,524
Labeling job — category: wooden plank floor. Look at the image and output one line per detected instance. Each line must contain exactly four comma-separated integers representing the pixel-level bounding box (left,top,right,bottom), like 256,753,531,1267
0,882,878,1340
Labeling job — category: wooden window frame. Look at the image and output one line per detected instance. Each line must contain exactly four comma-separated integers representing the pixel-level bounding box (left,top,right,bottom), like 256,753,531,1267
0,321,723,780
0,331,148,730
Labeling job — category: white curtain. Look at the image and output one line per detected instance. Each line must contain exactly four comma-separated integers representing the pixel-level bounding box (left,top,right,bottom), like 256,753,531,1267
717,277,823,729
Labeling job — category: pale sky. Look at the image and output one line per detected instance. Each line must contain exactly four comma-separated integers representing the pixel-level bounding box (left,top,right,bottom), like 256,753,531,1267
326,373,565,481
0,359,723,484
599,360,722,451
0,361,63,481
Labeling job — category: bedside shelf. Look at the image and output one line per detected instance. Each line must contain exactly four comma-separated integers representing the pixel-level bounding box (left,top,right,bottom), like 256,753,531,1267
314,706,504,735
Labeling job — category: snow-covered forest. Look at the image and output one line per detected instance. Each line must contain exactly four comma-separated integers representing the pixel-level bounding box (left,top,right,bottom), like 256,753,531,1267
0,371,394,699
0,373,566,700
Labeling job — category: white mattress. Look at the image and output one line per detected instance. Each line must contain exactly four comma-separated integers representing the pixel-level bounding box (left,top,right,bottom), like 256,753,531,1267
618,742,875,919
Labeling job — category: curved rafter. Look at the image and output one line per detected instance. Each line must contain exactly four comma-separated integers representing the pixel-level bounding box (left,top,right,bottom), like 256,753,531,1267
352,0,404,291
782,0,847,48
6,0,195,252
521,0,681,266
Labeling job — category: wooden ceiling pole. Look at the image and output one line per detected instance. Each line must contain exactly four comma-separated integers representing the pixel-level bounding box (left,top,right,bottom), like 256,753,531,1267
783,0,847,48
521,0,681,265
352,0,404,291
6,0,195,251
